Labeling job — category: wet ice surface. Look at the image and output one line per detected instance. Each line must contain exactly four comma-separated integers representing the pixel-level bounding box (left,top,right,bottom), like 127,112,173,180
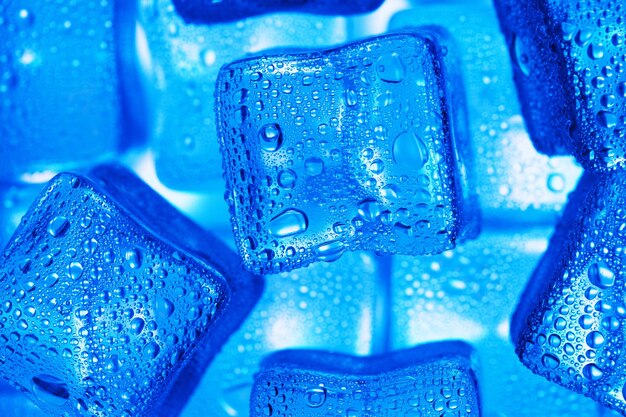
217,29,478,274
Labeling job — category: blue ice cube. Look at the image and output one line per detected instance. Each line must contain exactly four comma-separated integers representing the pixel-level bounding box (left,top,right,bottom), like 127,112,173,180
392,227,602,417
389,1,582,223
180,252,382,417
0,164,262,417
217,29,480,274
172,0,384,23
494,0,626,171
137,0,348,191
0,2,133,181
251,341,480,417
512,172,626,413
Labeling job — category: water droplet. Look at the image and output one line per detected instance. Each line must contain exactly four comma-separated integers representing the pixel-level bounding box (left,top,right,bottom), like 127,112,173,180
588,43,605,60
588,263,615,288
357,199,382,222
47,216,69,237
596,111,617,129
305,157,324,176
541,353,560,369
143,342,160,359
369,159,384,174
259,123,283,152
130,318,145,335
269,209,308,238
277,170,297,189
513,34,531,76
44,273,59,288
305,387,327,408
376,52,405,83
82,238,98,255
345,89,357,106
393,131,429,169
69,262,83,280
582,363,603,381
314,240,346,262
32,375,70,406
579,314,594,329
586,331,605,348
156,298,175,319
125,248,142,269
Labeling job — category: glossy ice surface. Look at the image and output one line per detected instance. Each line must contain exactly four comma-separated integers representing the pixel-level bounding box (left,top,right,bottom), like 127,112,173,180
182,252,382,417
251,341,480,417
0,165,262,417
494,0,626,170
389,1,582,223
0,1,132,181
172,0,384,23
217,29,479,274
513,172,626,414
139,0,348,191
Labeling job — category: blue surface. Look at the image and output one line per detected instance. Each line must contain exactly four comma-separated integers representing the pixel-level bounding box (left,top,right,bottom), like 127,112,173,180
513,171,626,414
217,29,480,274
138,0,348,191
251,341,480,417
494,0,626,170
181,251,383,417
0,1,132,181
172,0,384,23
391,227,603,417
389,0,582,223
0,165,262,417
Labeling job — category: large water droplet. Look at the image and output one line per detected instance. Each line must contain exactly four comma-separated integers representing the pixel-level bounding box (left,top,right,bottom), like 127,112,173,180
586,331,605,348
588,263,615,288
156,298,175,319
314,240,346,262
393,131,429,169
357,199,382,222
277,169,297,189
305,387,327,408
582,363,603,381
376,52,405,83
259,123,283,152
305,157,324,176
541,353,560,369
596,111,617,129
143,342,160,359
47,216,69,237
32,375,70,406
125,248,142,269
269,209,308,238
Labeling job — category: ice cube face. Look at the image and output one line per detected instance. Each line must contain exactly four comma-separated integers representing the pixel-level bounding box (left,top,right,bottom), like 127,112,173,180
512,172,626,413
494,0,626,170
251,342,480,417
183,252,382,417
0,1,124,181
172,0,384,24
389,2,583,222
0,165,262,417
217,29,479,274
